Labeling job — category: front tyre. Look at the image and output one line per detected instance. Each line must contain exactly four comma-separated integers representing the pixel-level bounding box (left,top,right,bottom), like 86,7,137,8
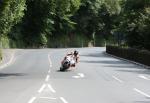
60,67,65,71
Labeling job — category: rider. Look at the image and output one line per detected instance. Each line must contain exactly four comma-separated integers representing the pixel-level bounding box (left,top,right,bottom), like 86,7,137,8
61,50,79,68
73,50,79,63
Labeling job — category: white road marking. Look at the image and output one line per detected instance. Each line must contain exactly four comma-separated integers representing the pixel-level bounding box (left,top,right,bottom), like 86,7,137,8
134,88,150,98
39,97,57,99
112,76,123,83
78,73,85,78
72,73,85,79
139,75,150,80
48,69,51,73
60,97,68,103
28,97,36,103
72,76,80,79
48,54,52,67
45,75,50,82
38,84,46,93
48,84,56,93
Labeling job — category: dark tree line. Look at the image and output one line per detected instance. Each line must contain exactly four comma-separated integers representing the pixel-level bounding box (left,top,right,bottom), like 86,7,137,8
0,0,150,50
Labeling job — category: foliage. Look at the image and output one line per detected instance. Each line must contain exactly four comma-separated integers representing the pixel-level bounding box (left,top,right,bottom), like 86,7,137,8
20,0,54,47
0,0,26,37
19,0,81,47
53,0,81,35
118,0,150,50
0,0,150,49
73,0,122,41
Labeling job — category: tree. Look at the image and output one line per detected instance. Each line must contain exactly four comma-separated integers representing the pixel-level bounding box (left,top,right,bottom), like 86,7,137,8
21,0,55,47
0,0,26,39
53,0,81,35
73,0,122,42
20,0,81,47
119,0,150,50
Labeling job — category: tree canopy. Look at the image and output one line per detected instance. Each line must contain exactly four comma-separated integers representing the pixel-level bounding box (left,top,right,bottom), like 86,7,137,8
0,0,150,50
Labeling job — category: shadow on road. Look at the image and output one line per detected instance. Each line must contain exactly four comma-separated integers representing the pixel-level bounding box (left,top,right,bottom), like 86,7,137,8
134,101,150,103
80,60,130,65
103,65,139,68
81,59,150,74
80,52,109,58
116,69,150,75
0,73,25,78
80,51,150,75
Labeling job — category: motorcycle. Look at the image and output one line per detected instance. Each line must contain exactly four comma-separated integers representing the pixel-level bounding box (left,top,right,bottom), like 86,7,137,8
60,56,76,71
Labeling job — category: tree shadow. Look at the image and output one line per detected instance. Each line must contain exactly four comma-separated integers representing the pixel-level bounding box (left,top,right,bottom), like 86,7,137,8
0,73,26,78
116,69,150,75
80,52,109,58
134,100,150,103
80,60,130,65
134,97,150,103
103,65,138,68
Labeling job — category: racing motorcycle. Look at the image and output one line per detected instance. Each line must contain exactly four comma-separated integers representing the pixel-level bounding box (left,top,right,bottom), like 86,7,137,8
60,56,76,71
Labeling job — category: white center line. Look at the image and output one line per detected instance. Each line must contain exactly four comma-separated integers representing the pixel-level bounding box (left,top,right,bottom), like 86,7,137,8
28,97,36,103
45,75,50,82
40,97,57,99
48,54,52,67
134,88,150,98
60,97,68,103
48,84,56,93
38,84,46,93
139,75,150,80
112,76,123,83
48,69,51,73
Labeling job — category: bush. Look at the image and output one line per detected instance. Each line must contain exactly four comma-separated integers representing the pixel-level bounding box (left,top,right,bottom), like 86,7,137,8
106,45,150,66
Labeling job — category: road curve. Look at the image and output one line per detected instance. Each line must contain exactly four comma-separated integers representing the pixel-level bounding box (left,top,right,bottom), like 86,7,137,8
0,47,150,103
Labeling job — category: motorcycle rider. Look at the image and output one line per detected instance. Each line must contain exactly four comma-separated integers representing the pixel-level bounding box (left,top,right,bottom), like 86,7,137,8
61,52,74,67
73,50,79,63
61,50,79,68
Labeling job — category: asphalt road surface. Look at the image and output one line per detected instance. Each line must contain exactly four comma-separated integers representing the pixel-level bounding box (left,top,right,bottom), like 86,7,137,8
0,47,150,103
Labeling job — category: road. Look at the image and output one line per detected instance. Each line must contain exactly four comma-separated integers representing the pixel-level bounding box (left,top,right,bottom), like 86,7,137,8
0,47,150,103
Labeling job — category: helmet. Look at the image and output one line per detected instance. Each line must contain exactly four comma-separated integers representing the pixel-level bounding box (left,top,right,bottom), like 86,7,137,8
74,50,78,56
67,52,73,56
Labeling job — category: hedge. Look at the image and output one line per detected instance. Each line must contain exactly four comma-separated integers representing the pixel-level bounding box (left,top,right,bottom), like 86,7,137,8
106,46,150,66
